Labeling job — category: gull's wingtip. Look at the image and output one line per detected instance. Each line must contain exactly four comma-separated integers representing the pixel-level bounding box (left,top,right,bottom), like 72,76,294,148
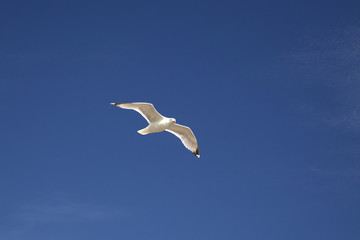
193,148,200,158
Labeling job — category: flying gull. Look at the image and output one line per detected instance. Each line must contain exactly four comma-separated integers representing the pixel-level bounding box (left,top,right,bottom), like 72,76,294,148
110,102,200,158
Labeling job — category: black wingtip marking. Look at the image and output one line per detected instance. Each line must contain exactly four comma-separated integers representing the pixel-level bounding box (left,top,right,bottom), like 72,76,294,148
192,147,200,158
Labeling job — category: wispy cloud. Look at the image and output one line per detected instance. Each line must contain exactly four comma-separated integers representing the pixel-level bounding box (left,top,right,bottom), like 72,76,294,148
309,165,360,178
284,25,360,133
0,198,124,240
14,202,113,224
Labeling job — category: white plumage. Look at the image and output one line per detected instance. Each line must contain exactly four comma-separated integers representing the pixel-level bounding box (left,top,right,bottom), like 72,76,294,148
111,102,200,158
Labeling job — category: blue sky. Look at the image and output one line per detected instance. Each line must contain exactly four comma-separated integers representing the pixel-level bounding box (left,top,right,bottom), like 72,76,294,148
1,0,360,239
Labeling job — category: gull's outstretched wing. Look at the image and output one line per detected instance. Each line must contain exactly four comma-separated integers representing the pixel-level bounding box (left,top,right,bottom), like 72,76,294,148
111,102,164,123
166,123,200,158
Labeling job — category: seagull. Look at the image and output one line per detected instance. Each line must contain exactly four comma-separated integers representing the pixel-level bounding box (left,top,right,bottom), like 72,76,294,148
110,102,200,158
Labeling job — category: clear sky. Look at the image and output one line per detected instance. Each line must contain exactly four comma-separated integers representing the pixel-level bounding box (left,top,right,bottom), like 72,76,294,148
1,0,360,239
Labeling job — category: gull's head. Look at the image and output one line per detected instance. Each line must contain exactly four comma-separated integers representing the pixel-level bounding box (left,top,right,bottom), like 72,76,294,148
171,118,176,123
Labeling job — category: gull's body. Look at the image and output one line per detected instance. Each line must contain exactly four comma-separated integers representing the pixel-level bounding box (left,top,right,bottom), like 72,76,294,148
111,102,200,157
138,118,174,135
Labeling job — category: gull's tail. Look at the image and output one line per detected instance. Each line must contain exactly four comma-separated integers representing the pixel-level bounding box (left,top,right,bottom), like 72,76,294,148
137,127,150,135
